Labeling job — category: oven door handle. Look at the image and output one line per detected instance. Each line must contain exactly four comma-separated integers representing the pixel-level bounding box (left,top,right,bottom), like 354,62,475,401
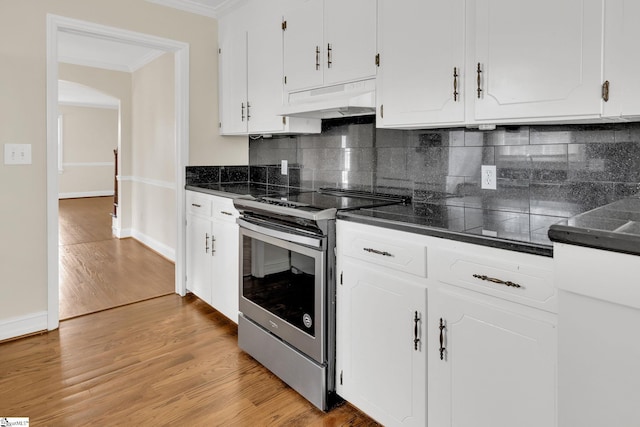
237,218,323,249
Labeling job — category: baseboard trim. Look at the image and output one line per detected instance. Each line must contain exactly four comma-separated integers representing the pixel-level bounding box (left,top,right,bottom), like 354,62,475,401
59,190,114,199
130,229,176,262
0,311,48,342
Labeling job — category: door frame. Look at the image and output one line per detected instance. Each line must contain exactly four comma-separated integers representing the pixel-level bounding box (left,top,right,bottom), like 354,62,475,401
46,14,190,331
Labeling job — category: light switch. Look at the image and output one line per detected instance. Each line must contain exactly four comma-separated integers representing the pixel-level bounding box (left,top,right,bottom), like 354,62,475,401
4,144,32,165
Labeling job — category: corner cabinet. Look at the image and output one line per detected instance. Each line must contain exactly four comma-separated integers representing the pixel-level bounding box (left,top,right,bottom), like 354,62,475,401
336,220,428,427
555,243,640,427
186,191,240,323
376,0,465,128
469,0,603,123
428,241,557,427
282,0,378,93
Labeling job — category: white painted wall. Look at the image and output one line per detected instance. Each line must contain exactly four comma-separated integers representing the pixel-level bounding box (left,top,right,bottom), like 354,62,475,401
0,0,248,340
58,104,117,198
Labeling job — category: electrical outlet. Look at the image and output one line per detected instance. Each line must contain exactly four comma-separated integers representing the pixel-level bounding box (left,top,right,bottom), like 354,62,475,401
281,159,288,175
481,165,497,190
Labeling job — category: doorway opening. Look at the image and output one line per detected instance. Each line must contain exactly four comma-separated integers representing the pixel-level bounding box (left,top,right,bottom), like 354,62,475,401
47,15,189,330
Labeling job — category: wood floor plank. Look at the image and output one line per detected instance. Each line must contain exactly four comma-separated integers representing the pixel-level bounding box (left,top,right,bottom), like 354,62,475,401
0,295,378,426
58,197,175,319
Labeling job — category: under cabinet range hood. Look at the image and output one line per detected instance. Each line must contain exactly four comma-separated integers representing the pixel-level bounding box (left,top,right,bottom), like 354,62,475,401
279,79,376,119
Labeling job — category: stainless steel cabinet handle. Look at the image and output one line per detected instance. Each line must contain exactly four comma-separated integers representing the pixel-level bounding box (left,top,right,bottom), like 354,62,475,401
220,211,234,216
211,235,216,256
413,311,421,351
453,67,459,101
363,247,394,257
476,62,483,99
246,102,251,121
241,102,245,122
315,46,320,70
205,233,210,253
473,274,522,288
439,318,446,360
191,203,201,208
327,43,332,68
602,80,610,102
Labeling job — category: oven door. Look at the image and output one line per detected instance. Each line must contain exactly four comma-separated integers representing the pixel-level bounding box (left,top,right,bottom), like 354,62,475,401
238,219,326,364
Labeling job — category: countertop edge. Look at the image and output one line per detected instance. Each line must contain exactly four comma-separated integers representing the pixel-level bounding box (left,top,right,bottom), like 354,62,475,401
185,185,252,199
338,212,554,258
548,224,640,256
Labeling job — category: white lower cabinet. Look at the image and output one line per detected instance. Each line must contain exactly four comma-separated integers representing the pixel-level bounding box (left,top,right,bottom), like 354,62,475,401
336,220,428,427
336,220,558,426
428,289,557,427
337,258,427,427
186,191,240,323
555,243,640,427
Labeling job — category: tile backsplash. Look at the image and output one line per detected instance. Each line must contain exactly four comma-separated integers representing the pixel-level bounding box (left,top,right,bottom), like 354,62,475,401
187,116,640,245
248,116,640,224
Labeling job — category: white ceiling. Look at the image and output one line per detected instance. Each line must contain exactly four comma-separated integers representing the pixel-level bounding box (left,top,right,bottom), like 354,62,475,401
57,0,237,107
57,30,166,73
58,80,120,109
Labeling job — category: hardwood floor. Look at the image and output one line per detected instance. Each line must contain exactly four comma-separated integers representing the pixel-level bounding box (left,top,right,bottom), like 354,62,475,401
59,197,175,319
0,294,378,426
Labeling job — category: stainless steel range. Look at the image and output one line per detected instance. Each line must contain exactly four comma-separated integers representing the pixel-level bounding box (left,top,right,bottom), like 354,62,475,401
233,188,409,410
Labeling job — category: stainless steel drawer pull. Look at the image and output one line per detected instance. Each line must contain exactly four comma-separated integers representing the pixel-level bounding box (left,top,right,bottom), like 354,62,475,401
220,211,234,216
363,248,394,257
473,274,522,288
205,233,210,253
191,203,201,208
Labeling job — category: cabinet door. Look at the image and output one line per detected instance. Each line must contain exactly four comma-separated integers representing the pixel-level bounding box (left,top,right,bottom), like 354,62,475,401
283,0,324,92
337,258,427,427
247,16,286,134
377,0,465,127
323,0,377,86
186,214,213,304
219,28,248,135
429,289,557,427
210,219,240,323
603,0,640,118
471,0,602,122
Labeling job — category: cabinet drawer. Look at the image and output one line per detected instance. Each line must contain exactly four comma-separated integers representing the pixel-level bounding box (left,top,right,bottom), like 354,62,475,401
434,247,555,312
187,191,212,217
340,224,427,278
213,197,240,223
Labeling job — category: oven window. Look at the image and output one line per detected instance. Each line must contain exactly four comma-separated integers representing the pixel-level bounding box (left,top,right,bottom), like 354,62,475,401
242,235,317,336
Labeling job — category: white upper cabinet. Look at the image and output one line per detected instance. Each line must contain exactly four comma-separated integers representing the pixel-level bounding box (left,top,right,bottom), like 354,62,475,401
219,28,248,135
218,2,320,135
282,0,324,92
469,0,603,123
283,0,377,93
377,0,465,128
246,17,288,133
323,0,377,86
602,0,640,119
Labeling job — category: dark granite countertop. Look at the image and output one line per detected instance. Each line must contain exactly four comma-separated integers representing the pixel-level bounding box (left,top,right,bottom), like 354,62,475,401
339,203,554,257
548,196,640,256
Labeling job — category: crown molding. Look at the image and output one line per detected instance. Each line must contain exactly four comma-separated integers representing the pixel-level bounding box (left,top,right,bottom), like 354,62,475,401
145,0,237,18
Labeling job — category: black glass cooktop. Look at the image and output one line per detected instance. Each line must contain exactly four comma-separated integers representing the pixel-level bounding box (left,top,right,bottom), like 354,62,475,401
253,188,411,212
